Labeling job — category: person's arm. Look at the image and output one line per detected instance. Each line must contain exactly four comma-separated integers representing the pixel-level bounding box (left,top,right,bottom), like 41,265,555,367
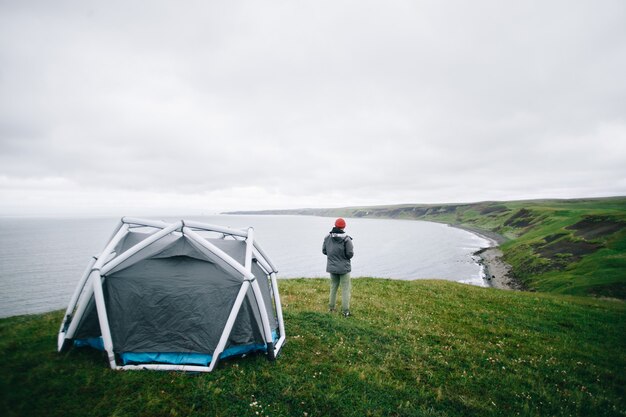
344,237,354,259
322,236,327,255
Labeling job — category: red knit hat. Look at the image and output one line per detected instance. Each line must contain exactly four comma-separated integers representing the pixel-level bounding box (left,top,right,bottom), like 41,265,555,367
335,218,346,229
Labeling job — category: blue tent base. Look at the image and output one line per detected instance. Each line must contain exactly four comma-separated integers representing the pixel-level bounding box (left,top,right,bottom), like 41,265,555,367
74,331,279,366
119,344,266,366
74,337,105,351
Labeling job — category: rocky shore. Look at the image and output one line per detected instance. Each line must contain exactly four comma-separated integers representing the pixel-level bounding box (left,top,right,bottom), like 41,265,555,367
474,246,523,290
449,224,522,290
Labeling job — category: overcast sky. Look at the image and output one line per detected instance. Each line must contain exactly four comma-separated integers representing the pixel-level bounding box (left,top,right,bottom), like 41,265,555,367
1,0,625,216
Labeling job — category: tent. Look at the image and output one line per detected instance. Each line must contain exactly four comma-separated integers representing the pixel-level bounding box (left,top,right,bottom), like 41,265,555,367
57,217,285,372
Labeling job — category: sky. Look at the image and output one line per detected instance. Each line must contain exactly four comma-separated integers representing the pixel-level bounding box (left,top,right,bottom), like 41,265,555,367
1,0,625,216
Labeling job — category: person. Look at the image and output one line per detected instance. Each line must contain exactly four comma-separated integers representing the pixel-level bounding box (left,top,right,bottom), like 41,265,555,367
322,217,354,317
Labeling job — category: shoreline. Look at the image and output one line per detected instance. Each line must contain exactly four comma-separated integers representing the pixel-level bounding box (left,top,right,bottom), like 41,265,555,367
448,224,522,290
232,214,521,291
473,247,522,290
447,223,508,246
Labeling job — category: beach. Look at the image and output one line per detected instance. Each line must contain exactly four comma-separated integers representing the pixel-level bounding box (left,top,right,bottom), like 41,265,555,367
449,224,522,290
474,246,523,290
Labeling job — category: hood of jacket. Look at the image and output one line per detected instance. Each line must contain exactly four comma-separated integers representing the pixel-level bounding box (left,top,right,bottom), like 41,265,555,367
329,227,349,242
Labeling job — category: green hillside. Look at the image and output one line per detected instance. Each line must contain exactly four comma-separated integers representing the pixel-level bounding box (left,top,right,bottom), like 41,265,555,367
1,279,624,417
233,197,626,299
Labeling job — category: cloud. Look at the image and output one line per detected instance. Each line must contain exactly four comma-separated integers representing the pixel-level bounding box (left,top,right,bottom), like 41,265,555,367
1,0,625,215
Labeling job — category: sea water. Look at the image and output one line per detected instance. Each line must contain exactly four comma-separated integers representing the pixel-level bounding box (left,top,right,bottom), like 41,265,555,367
0,215,491,318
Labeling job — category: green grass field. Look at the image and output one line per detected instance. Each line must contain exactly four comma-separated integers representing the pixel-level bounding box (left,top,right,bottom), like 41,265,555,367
1,279,624,417
254,197,626,299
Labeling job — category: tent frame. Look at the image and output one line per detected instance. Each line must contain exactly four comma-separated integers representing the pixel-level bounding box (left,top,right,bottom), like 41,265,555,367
58,217,286,372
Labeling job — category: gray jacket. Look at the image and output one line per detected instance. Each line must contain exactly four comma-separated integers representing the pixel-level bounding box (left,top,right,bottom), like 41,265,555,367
322,230,354,274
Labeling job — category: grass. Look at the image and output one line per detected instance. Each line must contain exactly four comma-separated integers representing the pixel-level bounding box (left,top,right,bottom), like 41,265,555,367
1,279,625,417
480,198,626,299
260,197,626,299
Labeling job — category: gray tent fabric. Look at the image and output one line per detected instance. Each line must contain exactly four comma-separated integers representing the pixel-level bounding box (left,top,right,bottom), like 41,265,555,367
105,256,246,353
251,261,278,331
73,296,101,339
108,233,248,285
184,236,249,279
207,238,246,264
109,233,218,274
57,218,285,372
74,254,268,352
114,229,152,253
61,219,284,370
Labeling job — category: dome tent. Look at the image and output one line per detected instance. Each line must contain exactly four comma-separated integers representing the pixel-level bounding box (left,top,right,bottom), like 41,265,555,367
57,217,285,372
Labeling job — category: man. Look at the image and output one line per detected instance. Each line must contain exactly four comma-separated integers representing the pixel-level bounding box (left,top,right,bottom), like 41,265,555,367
322,218,354,317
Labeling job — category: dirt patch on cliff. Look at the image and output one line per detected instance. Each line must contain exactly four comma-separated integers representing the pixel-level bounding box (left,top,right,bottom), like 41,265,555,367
504,208,536,228
543,233,567,243
536,239,602,261
565,216,625,240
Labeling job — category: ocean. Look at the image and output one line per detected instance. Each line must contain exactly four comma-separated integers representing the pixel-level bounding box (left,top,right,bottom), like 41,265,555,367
0,215,491,318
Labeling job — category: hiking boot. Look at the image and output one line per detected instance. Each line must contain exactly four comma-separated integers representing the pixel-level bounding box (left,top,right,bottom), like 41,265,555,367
342,311,351,318
329,307,336,313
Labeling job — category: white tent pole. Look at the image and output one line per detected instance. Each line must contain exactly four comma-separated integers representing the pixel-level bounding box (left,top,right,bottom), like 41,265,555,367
61,257,96,324
269,272,286,344
64,223,130,341
208,280,251,372
93,223,131,270
253,241,278,273
100,221,182,275
244,227,254,270
245,229,277,357
274,336,286,355
183,227,255,280
101,219,124,252
62,287,95,341
252,248,272,274
57,256,97,351
184,220,248,237
122,217,169,229
250,279,274,347
244,229,269,343
90,269,117,369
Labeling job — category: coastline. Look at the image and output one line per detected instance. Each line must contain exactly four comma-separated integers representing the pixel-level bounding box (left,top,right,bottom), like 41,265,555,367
448,223,507,246
449,224,521,290
473,247,522,290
